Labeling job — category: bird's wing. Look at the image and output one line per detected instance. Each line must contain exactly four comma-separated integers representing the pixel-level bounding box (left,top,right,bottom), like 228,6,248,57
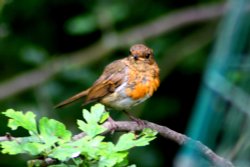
85,59,127,104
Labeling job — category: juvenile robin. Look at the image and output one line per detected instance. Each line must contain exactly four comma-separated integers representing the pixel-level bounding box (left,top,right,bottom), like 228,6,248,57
55,44,160,123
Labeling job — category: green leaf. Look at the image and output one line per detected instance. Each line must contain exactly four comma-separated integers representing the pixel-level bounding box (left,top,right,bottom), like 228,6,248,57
80,136,105,159
82,109,92,123
22,142,46,155
97,142,118,167
39,117,72,146
77,104,107,137
83,103,106,124
142,128,158,137
132,136,155,147
95,141,129,167
115,133,136,151
49,136,103,161
1,141,24,155
77,119,106,138
133,129,157,147
49,140,83,161
90,103,106,122
2,109,38,135
72,157,83,166
49,144,81,161
99,152,128,166
115,130,157,151
116,158,130,167
98,157,117,167
98,151,128,167
99,111,109,124
1,140,46,156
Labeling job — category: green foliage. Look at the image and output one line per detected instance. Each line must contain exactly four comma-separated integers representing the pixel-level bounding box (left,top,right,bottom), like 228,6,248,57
3,109,38,135
77,104,108,137
65,14,97,35
20,45,48,65
65,2,129,35
0,104,157,167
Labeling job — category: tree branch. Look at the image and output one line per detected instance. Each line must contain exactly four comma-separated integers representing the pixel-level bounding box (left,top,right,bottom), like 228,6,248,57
0,3,227,100
102,121,234,167
1,120,234,167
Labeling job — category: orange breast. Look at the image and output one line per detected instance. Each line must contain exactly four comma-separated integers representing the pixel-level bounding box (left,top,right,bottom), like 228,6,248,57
125,72,160,100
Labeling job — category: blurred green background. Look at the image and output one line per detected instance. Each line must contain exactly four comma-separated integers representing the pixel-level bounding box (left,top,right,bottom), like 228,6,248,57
0,0,250,166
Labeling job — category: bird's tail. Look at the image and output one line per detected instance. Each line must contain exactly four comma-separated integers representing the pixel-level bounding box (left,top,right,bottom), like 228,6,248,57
54,89,89,109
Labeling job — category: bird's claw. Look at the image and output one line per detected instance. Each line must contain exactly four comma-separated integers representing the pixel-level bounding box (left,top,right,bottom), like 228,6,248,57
107,116,118,134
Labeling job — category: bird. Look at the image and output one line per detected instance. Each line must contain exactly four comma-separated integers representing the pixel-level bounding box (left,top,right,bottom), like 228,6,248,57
55,44,160,123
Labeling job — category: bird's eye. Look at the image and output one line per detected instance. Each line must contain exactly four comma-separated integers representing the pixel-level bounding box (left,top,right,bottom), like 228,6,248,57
133,54,139,60
145,53,150,59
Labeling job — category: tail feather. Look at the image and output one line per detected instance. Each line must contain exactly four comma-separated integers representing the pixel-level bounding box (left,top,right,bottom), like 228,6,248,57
54,89,89,109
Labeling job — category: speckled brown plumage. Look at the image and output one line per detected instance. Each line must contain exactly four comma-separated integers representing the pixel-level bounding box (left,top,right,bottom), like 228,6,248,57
55,44,160,110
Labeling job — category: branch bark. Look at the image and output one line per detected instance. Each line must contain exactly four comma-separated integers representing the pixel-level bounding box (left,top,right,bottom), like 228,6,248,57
1,120,234,167
102,121,234,167
0,3,227,100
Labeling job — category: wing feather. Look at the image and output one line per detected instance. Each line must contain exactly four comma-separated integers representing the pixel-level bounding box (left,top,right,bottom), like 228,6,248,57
85,59,127,104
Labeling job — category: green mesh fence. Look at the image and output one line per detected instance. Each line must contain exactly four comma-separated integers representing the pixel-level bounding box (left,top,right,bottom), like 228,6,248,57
176,0,250,166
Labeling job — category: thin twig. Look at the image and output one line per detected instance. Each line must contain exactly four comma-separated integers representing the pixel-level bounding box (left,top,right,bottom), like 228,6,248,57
0,133,14,142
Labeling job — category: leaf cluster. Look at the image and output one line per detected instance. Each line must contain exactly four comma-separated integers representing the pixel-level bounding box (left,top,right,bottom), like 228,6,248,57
0,104,157,167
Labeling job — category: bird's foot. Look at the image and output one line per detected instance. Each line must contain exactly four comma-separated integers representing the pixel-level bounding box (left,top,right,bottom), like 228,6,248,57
107,116,118,134
123,110,146,127
128,115,146,127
